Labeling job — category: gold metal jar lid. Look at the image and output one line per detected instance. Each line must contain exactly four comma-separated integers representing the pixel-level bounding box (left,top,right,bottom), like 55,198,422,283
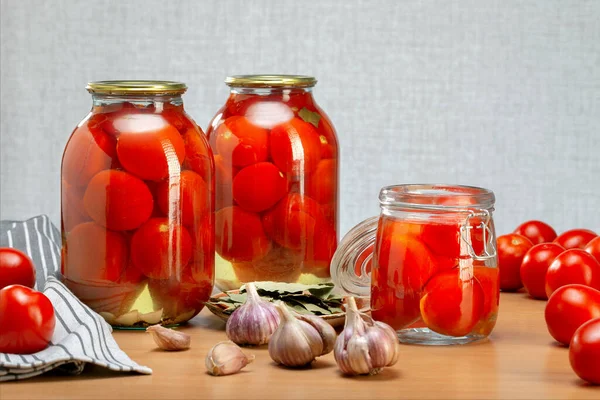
86,80,187,95
225,75,317,88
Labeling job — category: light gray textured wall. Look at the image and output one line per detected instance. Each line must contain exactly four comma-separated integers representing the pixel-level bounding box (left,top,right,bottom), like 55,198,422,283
1,0,599,237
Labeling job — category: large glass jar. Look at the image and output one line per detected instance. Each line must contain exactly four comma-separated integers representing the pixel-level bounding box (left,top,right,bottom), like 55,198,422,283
206,75,339,290
61,81,215,328
332,184,499,345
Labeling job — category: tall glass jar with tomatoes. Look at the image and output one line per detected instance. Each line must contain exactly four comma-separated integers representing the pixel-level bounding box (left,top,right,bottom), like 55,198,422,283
332,184,499,345
206,75,339,290
61,81,215,328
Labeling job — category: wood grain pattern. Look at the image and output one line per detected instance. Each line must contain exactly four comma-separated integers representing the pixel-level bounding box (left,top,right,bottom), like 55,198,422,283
1,292,599,399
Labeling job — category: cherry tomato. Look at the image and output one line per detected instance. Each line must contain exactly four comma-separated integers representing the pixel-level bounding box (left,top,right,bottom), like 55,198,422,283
215,206,272,262
569,318,600,384
156,170,209,228
0,248,36,290
545,249,600,297
496,234,534,291
215,116,269,167
232,246,303,283
545,284,600,345
83,170,154,231
584,236,600,264
130,218,192,280
269,117,322,175
306,159,337,204
520,243,565,300
63,222,130,283
420,268,484,337
554,229,597,250
513,220,557,244
115,114,186,181
232,162,288,212
0,285,55,354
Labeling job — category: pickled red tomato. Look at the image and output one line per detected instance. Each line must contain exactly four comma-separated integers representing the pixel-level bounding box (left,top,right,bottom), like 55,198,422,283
83,170,154,231
156,170,209,227
473,266,500,319
62,121,115,187
307,159,337,204
61,181,91,232
181,127,213,182
232,162,288,212
232,246,303,283
114,114,186,181
269,117,322,174
148,262,213,318
262,194,323,249
189,216,214,263
130,218,193,280
420,223,461,270
215,206,272,262
303,222,337,273
370,285,422,330
215,116,269,167
420,268,484,337
64,222,129,283
162,107,196,134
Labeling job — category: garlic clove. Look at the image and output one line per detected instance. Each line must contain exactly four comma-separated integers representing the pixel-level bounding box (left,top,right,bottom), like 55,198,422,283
146,324,191,351
140,309,163,325
114,309,141,326
206,340,255,376
294,313,337,356
226,282,280,346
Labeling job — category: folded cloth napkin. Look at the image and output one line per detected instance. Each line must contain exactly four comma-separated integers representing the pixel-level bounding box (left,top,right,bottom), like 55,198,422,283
0,215,152,381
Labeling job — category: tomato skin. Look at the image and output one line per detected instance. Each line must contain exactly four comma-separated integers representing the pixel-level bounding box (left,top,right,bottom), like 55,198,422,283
514,220,557,244
0,248,36,290
554,229,597,250
306,159,337,204
232,162,288,213
544,284,600,345
520,243,565,300
0,285,55,354
215,116,269,167
130,218,192,280
585,236,600,264
569,318,600,384
156,170,209,227
269,117,322,175
215,206,272,262
83,170,154,231
497,234,534,291
545,249,600,297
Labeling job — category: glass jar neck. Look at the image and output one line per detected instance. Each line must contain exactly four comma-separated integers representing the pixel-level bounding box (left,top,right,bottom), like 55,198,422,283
229,86,314,96
91,93,184,108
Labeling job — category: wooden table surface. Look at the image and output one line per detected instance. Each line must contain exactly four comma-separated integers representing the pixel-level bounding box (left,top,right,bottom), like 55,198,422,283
1,292,599,400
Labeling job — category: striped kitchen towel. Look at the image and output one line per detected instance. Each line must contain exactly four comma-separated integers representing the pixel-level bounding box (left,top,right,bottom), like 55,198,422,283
0,215,152,381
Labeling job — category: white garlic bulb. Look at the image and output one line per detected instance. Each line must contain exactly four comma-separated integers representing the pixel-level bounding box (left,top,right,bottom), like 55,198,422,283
226,282,280,346
268,301,337,367
206,341,255,376
334,296,400,375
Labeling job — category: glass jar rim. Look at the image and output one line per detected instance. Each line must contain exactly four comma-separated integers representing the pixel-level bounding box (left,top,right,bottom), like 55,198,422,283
225,75,317,88
379,184,495,210
86,80,187,95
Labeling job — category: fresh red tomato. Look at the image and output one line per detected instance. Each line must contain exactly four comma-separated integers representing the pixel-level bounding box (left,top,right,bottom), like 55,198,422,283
420,268,484,337
544,284,600,345
585,236,600,264
130,218,192,280
232,246,303,283
520,243,565,300
63,222,130,283
496,234,534,291
215,206,272,262
514,220,557,244
232,162,288,212
269,117,322,175
215,116,269,167
545,249,600,297
306,159,337,204
115,114,186,181
83,170,154,231
0,285,55,354
554,229,597,250
569,318,600,384
156,170,209,227
0,248,36,290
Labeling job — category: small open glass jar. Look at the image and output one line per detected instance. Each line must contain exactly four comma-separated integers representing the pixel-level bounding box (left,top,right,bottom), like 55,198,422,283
206,75,339,290
61,81,215,328
332,184,499,345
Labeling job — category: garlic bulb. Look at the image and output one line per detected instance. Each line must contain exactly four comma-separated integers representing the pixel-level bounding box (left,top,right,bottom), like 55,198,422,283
146,324,191,351
268,301,337,367
226,282,280,346
334,296,400,375
206,341,255,376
